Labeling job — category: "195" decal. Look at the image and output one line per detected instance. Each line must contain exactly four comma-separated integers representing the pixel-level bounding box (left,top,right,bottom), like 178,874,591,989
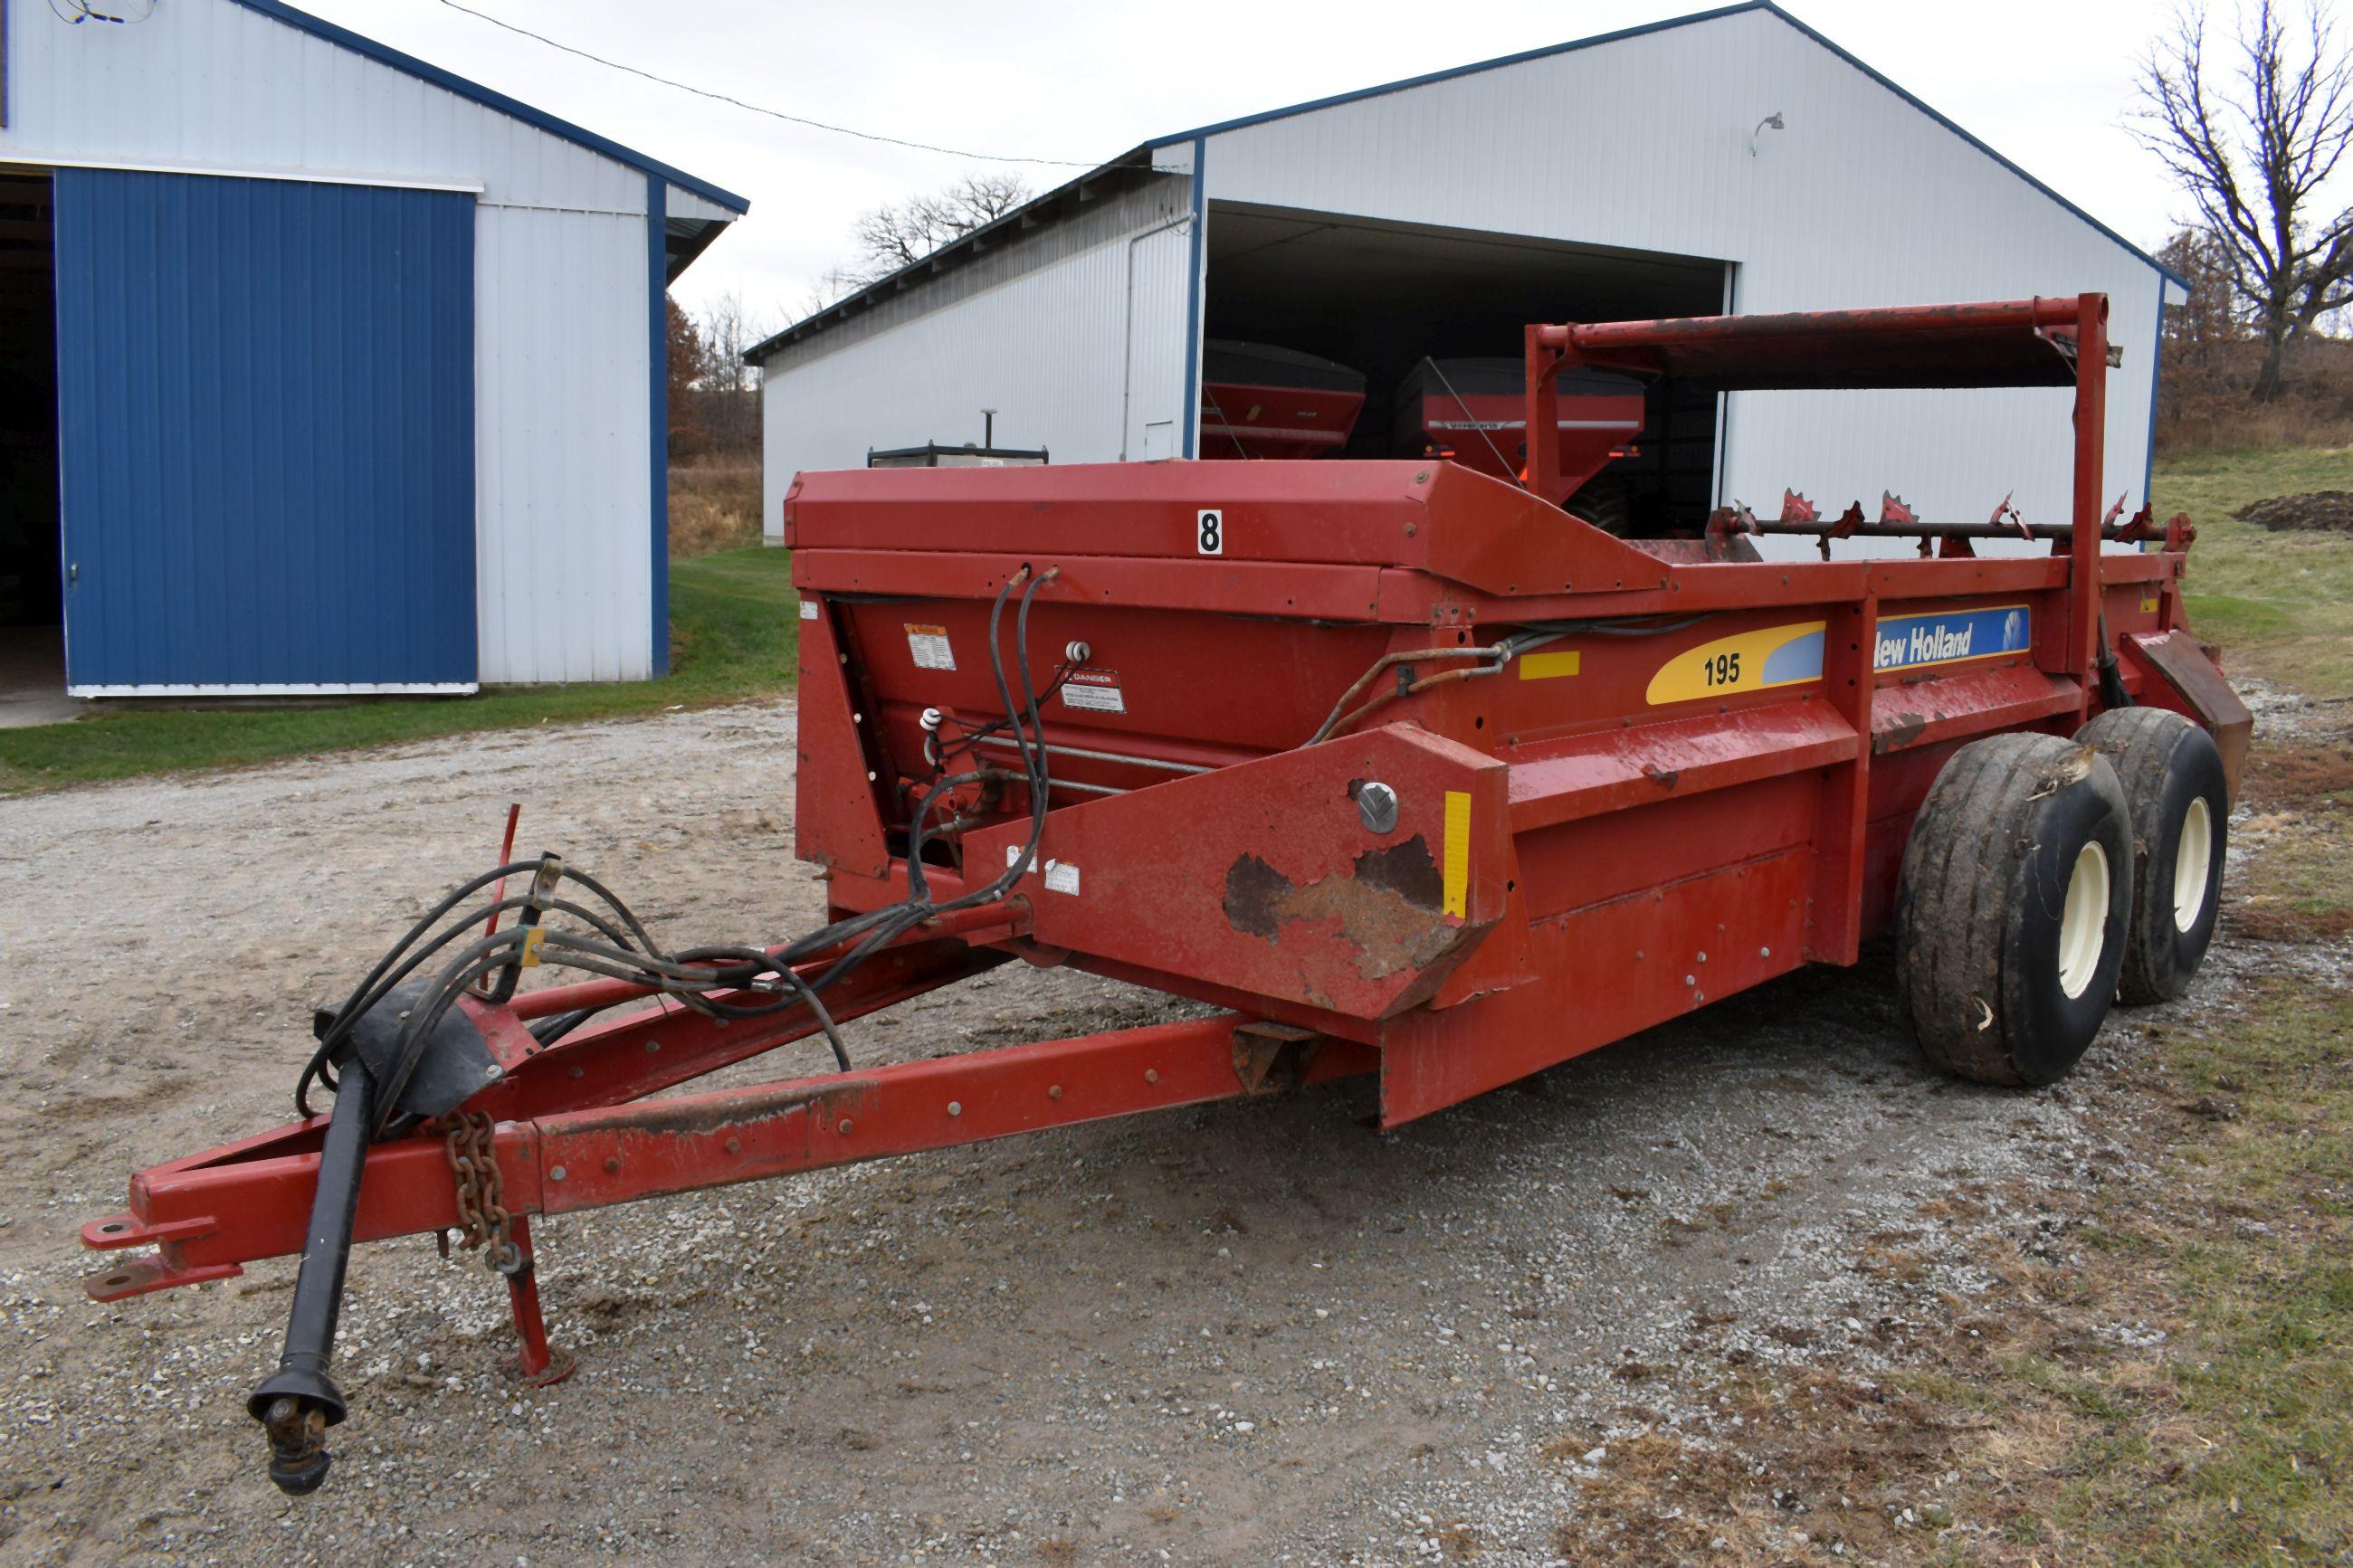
1645,622,1825,705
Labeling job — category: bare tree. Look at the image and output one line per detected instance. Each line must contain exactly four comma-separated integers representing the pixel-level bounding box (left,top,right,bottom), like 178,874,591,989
812,172,1034,305
665,295,711,459
2135,2,2353,400
691,290,767,454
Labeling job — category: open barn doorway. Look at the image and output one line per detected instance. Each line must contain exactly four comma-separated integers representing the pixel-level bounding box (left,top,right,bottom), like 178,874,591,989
1199,204,1728,534
0,171,71,724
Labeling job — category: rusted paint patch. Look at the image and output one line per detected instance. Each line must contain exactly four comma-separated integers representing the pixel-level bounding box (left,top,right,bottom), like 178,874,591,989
1876,711,1928,754
1221,854,1292,939
1353,836,1444,909
1220,837,1455,980
559,1079,875,1141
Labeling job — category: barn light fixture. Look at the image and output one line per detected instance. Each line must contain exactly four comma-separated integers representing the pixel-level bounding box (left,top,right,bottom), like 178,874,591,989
1748,110,1786,157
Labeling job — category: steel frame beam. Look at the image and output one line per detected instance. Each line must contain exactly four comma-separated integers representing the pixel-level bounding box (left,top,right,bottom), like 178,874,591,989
86,973,1375,1301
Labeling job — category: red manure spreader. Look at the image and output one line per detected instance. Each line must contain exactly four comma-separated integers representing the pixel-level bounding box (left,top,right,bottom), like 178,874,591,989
82,295,2249,1495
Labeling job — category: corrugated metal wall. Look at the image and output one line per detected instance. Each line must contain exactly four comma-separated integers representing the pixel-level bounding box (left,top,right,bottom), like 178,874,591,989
2,0,660,681
760,180,1194,538
1179,7,2168,546
54,170,477,692
760,9,2167,556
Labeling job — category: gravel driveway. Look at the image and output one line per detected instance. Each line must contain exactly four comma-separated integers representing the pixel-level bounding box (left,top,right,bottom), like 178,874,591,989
0,701,2266,1564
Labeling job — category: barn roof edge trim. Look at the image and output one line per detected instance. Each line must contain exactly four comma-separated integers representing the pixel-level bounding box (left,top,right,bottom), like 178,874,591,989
228,0,749,216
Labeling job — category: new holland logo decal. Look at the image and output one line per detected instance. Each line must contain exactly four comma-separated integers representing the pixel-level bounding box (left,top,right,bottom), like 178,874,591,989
1644,606,2032,705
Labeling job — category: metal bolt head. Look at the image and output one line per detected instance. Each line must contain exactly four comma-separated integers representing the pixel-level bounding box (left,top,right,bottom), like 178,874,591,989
836,1118,854,1136
483,1063,502,1079
724,1137,741,1155
1356,781,1400,835
947,1101,963,1117
603,1156,620,1174
1048,1085,1062,1100
549,1165,567,1182
1145,1069,1160,1085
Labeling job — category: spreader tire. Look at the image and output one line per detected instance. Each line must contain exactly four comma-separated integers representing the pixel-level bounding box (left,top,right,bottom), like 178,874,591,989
2075,707,2228,1004
1896,733,2135,1087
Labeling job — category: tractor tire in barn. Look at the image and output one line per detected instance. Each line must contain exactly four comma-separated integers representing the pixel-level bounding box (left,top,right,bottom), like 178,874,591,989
1564,476,1633,537
1896,732,2134,1086
2075,707,2228,1004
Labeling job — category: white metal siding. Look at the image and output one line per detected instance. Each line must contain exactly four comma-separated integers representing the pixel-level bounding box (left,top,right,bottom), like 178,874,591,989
761,185,1194,541
1181,8,2167,544
3,0,664,680
475,206,653,682
668,185,735,224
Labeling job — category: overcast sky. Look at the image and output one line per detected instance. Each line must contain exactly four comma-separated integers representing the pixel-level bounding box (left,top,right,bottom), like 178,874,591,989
306,0,2228,333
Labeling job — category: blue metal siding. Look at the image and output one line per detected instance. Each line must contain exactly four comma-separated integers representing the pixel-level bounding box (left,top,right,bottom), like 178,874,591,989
54,169,477,689
646,174,669,679
1180,138,1205,459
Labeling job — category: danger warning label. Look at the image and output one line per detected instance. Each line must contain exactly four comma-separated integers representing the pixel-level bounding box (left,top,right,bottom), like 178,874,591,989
1060,668,1126,714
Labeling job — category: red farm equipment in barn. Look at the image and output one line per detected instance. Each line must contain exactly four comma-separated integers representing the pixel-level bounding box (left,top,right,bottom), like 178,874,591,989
1396,356,1647,522
82,293,2250,1496
1197,339,1368,460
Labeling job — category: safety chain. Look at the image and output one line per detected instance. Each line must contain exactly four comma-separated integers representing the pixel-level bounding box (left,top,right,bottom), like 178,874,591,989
440,1109,523,1276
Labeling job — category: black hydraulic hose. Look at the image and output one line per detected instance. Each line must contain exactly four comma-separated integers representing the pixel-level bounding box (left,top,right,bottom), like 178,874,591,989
304,569,1059,1137
298,889,653,1115
529,1008,598,1046
246,1056,375,1496
373,927,537,1129
2095,605,2133,710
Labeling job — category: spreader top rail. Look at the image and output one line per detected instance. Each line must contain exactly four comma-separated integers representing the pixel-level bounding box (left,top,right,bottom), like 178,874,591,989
1534,296,2102,391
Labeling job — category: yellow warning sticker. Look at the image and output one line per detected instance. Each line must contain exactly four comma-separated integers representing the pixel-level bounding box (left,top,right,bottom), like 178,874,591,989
1518,650,1583,680
1442,791,1472,919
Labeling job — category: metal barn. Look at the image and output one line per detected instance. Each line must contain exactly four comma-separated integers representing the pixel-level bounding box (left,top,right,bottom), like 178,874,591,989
751,3,2184,555
1,0,745,696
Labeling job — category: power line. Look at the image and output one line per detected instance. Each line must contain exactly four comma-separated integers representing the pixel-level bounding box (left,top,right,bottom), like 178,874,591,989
433,0,1108,169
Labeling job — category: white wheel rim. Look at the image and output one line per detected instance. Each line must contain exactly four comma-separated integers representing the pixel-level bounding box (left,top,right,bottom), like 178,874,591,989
2174,796,2215,933
2058,841,2110,1000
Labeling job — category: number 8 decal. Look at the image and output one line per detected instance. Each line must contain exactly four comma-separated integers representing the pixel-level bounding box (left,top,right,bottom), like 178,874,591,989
1196,508,1224,556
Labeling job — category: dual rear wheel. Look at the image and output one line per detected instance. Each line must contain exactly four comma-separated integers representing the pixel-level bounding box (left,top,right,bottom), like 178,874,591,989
1895,709,2228,1087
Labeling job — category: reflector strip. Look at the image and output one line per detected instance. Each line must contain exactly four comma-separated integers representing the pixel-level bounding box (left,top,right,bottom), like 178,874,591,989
1519,651,1582,680
1442,791,1471,918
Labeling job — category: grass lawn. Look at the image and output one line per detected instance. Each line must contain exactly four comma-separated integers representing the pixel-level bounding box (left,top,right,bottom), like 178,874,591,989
1946,444,2353,1561
1993,787,2353,1563
0,546,796,793
2154,444,2353,698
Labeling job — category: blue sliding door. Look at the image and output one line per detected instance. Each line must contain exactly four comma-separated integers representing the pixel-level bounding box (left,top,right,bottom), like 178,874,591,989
54,169,476,692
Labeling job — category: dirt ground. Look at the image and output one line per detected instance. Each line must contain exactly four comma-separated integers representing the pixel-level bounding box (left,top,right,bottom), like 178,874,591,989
2232,489,2353,534
0,693,2337,1565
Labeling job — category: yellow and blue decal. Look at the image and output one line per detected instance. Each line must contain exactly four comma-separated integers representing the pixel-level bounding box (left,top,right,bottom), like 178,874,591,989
1645,605,2032,706
1872,604,2032,673
1644,621,1826,705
